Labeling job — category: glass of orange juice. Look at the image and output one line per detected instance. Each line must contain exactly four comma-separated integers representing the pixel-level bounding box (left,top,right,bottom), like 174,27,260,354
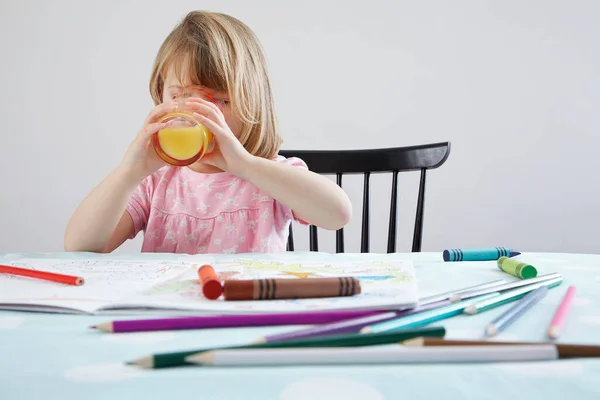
152,89,213,166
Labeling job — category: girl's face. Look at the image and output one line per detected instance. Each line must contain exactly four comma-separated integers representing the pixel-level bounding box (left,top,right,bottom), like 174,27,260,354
161,64,243,138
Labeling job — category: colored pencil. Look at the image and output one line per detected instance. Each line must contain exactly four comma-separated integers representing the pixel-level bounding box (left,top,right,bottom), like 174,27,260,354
419,279,507,305
360,292,500,334
548,286,577,339
255,301,449,343
449,272,561,302
402,338,600,358
92,310,384,333
246,326,446,349
463,276,562,315
185,345,558,366
484,286,548,337
255,312,399,344
128,326,444,369
0,264,84,286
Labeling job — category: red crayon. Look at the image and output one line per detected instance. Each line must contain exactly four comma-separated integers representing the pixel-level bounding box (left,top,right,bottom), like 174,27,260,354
198,264,223,300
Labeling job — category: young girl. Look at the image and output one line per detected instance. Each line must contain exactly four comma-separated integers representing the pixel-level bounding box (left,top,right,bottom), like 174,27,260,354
64,10,352,254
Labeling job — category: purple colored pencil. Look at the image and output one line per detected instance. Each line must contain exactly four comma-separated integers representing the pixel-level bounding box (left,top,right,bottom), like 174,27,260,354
255,300,452,343
92,310,386,333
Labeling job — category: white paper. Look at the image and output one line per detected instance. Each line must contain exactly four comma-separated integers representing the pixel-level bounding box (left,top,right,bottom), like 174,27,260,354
0,257,419,314
0,258,196,313
119,257,419,313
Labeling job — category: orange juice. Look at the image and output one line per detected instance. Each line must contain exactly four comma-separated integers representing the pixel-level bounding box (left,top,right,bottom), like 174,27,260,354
152,112,213,166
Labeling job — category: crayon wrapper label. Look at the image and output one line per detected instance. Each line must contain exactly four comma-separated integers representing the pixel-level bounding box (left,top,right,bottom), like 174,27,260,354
497,257,537,279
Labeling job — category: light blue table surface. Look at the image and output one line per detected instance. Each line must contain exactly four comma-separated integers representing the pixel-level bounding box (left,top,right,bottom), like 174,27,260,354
1,251,599,400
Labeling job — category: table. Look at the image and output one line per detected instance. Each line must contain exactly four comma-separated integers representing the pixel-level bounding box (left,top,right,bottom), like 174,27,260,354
1,251,599,399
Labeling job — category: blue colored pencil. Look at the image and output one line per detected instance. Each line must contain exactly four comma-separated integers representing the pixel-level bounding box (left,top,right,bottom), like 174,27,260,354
256,300,449,343
443,247,520,262
484,286,548,337
360,292,500,334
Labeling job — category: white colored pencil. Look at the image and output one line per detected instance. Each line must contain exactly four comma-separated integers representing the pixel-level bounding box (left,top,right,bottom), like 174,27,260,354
419,279,507,304
450,273,561,302
185,345,558,367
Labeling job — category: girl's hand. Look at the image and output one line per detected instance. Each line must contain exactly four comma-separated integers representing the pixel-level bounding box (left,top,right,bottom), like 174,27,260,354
118,102,176,182
185,97,254,175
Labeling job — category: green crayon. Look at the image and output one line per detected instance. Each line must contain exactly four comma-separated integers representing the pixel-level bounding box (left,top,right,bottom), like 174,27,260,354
497,256,537,279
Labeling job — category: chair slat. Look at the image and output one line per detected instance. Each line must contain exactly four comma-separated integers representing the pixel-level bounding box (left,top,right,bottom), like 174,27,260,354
309,225,318,251
412,169,427,252
287,224,294,251
387,170,399,253
361,172,370,253
280,142,451,254
336,173,344,253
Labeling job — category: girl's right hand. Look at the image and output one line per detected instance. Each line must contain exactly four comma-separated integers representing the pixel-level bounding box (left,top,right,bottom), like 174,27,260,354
118,102,176,182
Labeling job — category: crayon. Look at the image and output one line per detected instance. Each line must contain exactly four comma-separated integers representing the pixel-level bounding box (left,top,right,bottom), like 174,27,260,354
443,247,520,262
197,264,222,300
0,264,84,286
223,277,361,300
497,256,537,279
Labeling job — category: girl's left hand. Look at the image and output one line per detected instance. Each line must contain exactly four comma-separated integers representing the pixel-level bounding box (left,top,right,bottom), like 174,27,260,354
184,97,253,175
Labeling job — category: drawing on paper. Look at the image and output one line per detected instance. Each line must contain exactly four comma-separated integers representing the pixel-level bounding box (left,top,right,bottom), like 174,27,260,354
134,257,419,313
0,256,418,314
0,258,194,304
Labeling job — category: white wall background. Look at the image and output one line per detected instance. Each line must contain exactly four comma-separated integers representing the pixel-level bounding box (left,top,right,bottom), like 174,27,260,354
1,0,598,255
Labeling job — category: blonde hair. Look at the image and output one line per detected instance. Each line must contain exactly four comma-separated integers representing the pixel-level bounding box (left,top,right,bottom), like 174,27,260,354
149,11,282,159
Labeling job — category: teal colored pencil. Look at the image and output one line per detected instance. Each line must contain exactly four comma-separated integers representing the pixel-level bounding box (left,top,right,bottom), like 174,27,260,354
463,276,563,315
360,292,500,334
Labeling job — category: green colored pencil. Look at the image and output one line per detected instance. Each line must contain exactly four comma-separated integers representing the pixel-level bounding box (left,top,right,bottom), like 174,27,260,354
128,326,446,369
463,276,563,315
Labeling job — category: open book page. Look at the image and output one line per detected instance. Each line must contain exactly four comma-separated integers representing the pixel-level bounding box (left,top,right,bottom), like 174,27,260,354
117,257,419,313
0,258,198,313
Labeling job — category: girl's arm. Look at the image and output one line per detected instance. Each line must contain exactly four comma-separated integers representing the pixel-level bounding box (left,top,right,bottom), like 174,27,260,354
64,167,138,252
238,156,352,230
184,97,352,231
65,102,173,252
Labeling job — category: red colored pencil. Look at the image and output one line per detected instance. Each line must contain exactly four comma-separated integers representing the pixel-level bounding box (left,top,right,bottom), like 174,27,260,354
0,264,84,286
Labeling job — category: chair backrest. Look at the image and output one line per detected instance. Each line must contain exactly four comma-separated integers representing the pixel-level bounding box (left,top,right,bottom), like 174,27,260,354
279,141,451,253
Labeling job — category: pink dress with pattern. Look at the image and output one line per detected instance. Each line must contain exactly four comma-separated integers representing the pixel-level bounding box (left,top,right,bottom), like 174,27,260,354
126,156,307,254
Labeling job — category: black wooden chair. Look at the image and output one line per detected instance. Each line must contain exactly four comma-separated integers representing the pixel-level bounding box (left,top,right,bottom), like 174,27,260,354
279,141,451,253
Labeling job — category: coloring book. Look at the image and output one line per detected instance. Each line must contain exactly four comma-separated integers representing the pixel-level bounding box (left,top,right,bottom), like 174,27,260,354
0,254,419,315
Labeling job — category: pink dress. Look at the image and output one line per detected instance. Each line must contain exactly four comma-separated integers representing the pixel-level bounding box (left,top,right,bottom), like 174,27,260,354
126,156,307,254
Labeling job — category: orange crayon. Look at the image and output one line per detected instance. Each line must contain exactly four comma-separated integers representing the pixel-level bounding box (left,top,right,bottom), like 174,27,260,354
198,264,223,300
223,277,361,301
0,264,84,286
